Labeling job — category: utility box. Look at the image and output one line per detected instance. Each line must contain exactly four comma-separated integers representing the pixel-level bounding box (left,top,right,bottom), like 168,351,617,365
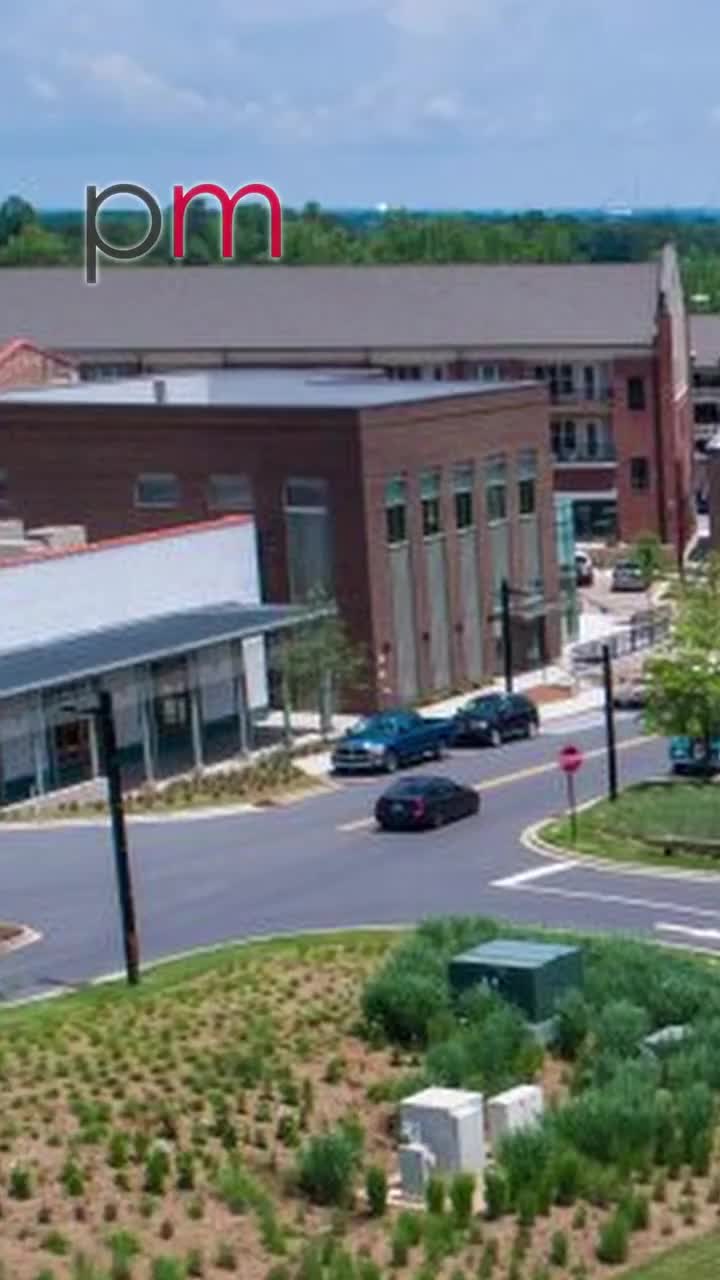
398,1142,436,1199
487,1084,544,1148
400,1087,485,1174
448,939,583,1023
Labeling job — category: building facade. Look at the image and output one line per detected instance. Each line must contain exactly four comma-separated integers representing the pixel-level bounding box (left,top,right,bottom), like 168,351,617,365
0,338,77,391
0,371,561,708
0,247,693,554
0,518,315,806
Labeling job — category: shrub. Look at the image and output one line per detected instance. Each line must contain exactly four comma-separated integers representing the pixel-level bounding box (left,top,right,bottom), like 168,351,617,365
216,1160,263,1214
553,990,589,1060
60,1160,84,1197
144,1148,170,1195
297,1129,359,1207
176,1151,195,1191
450,1172,475,1229
108,1132,129,1169
679,1082,714,1162
595,1212,629,1265
478,1240,498,1277
552,1148,581,1205
362,964,450,1047
364,1165,387,1218
9,1164,32,1200
549,1230,568,1267
516,1189,537,1227
423,1211,457,1265
500,1126,554,1203
421,1172,444,1216
594,1000,650,1061
41,1232,69,1256
484,1169,508,1220
691,1129,713,1177
151,1261,186,1280
214,1242,237,1272
186,1250,204,1278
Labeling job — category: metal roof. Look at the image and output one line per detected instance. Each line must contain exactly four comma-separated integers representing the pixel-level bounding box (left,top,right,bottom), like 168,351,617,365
452,940,580,968
0,602,313,701
0,262,660,353
0,368,539,410
690,314,720,367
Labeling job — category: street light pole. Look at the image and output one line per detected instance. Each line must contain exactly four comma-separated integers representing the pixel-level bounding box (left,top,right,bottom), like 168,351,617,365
96,689,140,985
501,578,513,694
601,643,619,802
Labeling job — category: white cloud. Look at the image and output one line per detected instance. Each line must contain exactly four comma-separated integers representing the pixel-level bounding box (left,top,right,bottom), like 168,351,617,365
78,52,209,119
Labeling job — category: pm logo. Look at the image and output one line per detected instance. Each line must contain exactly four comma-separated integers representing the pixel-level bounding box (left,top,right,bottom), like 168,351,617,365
84,182,283,284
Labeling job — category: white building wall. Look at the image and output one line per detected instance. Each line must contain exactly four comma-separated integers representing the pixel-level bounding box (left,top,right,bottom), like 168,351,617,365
0,520,261,652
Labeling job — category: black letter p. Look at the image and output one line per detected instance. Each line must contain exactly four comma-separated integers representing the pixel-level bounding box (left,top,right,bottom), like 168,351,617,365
84,183,163,285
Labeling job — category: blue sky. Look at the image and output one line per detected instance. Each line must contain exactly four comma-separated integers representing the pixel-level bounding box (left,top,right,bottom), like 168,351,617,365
2,0,719,209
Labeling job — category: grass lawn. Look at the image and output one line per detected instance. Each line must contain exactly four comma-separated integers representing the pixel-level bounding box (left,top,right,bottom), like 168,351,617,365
542,779,720,871
621,1231,720,1277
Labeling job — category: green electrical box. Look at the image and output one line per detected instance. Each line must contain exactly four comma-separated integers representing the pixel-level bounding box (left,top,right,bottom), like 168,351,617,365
448,939,583,1023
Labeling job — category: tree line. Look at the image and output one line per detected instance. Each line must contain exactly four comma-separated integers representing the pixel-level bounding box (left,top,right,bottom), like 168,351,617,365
3,193,720,308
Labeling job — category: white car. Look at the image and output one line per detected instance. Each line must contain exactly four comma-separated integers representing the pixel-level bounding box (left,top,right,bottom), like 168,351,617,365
575,550,594,587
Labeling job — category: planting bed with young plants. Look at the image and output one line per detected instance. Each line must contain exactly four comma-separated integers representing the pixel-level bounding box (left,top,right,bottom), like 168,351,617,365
5,923,720,1280
0,753,320,823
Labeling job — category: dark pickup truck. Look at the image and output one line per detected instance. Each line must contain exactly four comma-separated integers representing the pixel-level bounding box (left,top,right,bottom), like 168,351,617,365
331,710,453,774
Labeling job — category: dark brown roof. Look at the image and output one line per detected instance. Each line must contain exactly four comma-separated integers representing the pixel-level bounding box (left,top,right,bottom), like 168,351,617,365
690,314,720,368
0,263,660,354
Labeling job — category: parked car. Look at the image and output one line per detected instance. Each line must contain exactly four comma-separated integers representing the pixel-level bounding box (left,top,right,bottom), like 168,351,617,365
331,709,453,774
611,560,648,592
613,675,648,710
375,775,481,831
451,691,540,747
669,735,720,776
575,550,594,587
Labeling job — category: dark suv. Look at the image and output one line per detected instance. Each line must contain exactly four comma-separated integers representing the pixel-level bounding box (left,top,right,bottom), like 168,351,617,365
451,692,540,747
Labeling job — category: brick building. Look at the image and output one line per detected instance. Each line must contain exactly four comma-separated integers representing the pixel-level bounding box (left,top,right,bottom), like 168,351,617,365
0,370,560,707
0,245,693,554
0,337,76,390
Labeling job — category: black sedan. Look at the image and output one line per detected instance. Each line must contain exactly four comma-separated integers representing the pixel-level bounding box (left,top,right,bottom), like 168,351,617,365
375,776,481,831
451,692,540,747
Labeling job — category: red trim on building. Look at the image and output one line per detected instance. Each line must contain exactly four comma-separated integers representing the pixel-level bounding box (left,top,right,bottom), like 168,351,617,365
0,514,253,573
0,337,76,371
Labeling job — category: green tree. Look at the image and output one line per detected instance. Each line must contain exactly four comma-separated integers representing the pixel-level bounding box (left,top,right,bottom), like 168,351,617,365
630,532,672,607
645,554,720,769
277,595,367,740
0,194,35,245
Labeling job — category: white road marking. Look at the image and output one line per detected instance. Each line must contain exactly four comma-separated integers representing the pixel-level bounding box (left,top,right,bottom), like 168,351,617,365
654,922,720,943
492,861,579,889
498,882,720,922
338,815,376,833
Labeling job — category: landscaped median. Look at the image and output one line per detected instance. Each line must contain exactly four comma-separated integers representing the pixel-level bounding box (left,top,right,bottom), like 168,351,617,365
0,752,328,824
537,780,720,873
4,920,720,1277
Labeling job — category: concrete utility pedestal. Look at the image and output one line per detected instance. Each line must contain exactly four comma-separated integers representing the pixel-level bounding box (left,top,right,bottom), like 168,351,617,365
487,1084,544,1148
400,1086,485,1174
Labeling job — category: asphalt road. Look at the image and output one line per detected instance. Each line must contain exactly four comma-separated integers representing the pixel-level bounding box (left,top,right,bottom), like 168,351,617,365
1,709,719,1003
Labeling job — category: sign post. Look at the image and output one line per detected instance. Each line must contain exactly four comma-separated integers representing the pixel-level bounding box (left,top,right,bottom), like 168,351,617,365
558,744,584,842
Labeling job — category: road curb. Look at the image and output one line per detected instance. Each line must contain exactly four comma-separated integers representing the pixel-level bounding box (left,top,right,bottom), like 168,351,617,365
0,784,333,833
521,804,720,884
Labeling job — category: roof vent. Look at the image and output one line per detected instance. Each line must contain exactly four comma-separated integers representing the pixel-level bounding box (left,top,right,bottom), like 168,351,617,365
152,377,167,405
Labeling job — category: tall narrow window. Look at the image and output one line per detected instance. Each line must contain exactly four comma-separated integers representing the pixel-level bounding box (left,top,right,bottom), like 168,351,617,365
627,377,646,411
284,477,333,601
518,450,537,516
0,469,8,504
452,463,474,529
485,457,507,522
630,457,650,491
385,477,407,545
420,470,442,537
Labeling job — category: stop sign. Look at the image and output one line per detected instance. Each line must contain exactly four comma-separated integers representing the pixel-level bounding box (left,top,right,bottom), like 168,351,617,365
559,744,584,775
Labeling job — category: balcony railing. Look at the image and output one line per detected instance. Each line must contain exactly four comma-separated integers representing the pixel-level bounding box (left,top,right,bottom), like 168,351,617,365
548,387,614,405
552,443,617,465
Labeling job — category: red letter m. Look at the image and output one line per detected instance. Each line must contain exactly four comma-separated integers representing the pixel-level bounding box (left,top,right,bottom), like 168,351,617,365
172,183,283,260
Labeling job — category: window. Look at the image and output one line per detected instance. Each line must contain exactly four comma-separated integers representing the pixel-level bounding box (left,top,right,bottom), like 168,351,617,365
573,500,618,541
586,421,599,459
134,473,180,508
452,463,474,530
420,470,442,537
518,449,537,516
481,365,500,382
207,474,253,512
627,377,646,411
0,469,7,503
385,476,407,545
631,456,650,491
284,476,333,601
485,457,507,522
583,365,596,400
